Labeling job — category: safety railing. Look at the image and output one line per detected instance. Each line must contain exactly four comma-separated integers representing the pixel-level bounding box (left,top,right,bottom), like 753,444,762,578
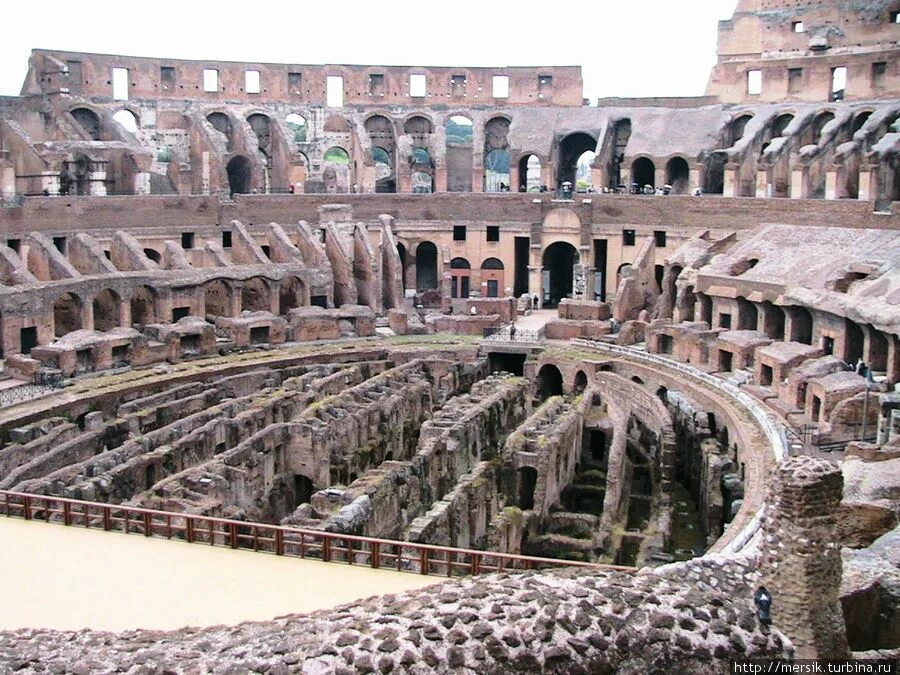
0,381,62,408
572,339,788,556
0,490,635,578
483,324,546,344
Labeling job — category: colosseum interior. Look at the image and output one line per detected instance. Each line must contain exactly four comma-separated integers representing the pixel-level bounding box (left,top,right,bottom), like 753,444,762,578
0,0,898,672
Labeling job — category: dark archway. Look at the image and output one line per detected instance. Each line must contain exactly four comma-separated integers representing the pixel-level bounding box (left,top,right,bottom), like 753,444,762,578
397,243,408,288
241,278,270,312
537,364,564,401
727,115,753,146
736,297,758,331
844,320,864,363
280,276,306,314
208,113,233,152
789,306,813,345
558,133,596,189
415,241,438,290
294,475,315,507
130,286,157,326
518,467,538,510
450,257,471,299
71,108,101,141
542,242,579,308
53,292,83,337
665,157,690,194
226,155,252,196
762,302,786,340
632,157,655,189
143,248,161,264
574,370,588,394
92,289,121,332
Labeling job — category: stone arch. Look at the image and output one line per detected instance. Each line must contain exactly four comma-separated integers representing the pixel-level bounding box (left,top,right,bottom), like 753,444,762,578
736,297,758,330
484,117,511,192
205,279,233,318
415,241,438,291
404,115,433,136
322,146,351,193
450,257,470,299
762,302,786,340
788,306,813,345
481,257,505,298
665,156,690,194
143,248,161,264
411,147,434,193
445,114,474,192
241,278,270,313
537,363,564,401
631,157,656,189
574,370,588,394
844,319,864,363
323,115,352,133
727,114,753,146
130,285,157,326
697,292,713,325
247,113,272,154
285,113,308,143
772,113,794,138
810,111,835,144
558,132,596,190
207,112,233,152
92,289,122,332
53,292,83,337
542,241,580,308
518,154,542,192
366,115,396,193
279,276,306,314
226,155,252,196
112,109,138,134
71,107,101,141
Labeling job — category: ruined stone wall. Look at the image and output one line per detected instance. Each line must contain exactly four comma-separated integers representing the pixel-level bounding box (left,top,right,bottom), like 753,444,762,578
304,374,529,539
0,557,789,672
759,456,850,659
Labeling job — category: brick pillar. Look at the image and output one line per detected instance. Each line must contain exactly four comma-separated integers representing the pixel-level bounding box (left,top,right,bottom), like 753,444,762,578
759,456,849,659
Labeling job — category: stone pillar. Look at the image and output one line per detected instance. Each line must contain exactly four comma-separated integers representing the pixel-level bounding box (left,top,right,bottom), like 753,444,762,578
857,169,874,202
119,299,132,329
824,169,838,200
90,161,108,196
759,456,849,659
755,169,770,198
688,167,701,194
1,166,16,199
790,168,809,199
81,300,94,332
528,265,543,308
724,165,740,197
269,280,281,315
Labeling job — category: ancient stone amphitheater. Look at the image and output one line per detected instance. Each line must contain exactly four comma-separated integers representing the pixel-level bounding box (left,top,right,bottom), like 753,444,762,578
0,1,898,672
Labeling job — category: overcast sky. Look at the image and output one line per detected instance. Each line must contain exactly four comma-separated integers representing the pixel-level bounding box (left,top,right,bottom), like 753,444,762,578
0,0,737,101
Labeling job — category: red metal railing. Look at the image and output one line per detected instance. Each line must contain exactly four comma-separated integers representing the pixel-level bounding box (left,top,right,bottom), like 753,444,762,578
0,490,636,577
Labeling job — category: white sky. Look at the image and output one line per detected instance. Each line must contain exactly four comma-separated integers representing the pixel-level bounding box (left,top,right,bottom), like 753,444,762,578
0,0,737,101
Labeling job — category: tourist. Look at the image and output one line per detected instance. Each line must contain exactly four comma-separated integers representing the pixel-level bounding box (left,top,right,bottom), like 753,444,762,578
692,187,704,197
470,305,477,315
754,586,772,626
532,293,540,310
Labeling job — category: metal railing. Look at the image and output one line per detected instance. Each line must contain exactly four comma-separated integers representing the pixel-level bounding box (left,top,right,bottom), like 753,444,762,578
0,380,63,408
483,324,546,343
572,339,788,556
0,490,635,578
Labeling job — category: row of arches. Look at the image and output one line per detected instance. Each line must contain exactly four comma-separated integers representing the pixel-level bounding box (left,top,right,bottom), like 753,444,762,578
46,276,307,341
